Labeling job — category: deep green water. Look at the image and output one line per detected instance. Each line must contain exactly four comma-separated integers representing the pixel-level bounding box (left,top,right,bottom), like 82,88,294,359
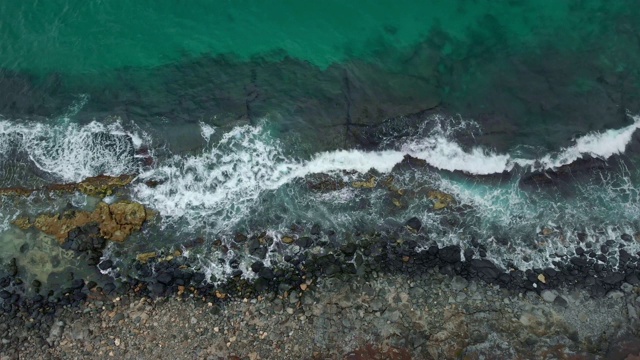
0,1,599,73
1,1,640,288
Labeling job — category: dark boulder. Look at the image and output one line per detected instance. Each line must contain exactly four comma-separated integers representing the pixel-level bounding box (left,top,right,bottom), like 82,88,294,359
520,157,607,188
149,282,166,297
102,282,116,294
463,248,474,261
98,260,114,271
553,296,569,307
251,261,265,273
469,259,501,280
619,250,632,265
438,245,461,264
258,267,274,280
626,272,640,285
248,238,268,259
156,272,174,285
341,243,357,256
569,256,589,268
603,272,625,285
70,279,84,290
405,217,422,233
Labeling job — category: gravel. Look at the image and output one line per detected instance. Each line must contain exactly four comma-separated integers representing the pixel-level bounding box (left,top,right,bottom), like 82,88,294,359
1,269,639,359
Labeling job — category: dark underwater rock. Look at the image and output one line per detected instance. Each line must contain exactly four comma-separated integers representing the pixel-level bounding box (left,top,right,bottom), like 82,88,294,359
439,245,461,264
519,157,608,188
404,217,422,233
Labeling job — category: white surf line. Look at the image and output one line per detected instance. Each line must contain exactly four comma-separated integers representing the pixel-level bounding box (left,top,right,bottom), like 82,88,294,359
0,119,147,182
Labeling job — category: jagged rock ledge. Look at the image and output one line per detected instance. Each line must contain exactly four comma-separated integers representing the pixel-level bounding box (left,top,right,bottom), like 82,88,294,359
0,174,135,198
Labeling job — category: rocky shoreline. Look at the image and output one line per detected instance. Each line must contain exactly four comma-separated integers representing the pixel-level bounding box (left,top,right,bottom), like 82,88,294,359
2,171,640,358
1,261,639,359
1,216,640,358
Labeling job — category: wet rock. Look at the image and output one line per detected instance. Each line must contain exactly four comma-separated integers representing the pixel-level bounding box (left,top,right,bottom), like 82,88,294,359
136,252,157,264
98,259,114,271
12,217,31,230
544,268,557,278
626,272,640,285
258,267,274,280
469,259,501,281
341,243,357,256
156,272,174,286
149,282,165,296
438,246,461,264
296,236,313,248
0,187,35,197
70,279,84,290
619,249,632,264
310,224,321,236
553,296,569,307
352,176,376,189
3,175,134,199
6,258,17,277
49,174,134,197
31,200,151,242
569,256,589,268
404,217,422,233
325,264,342,277
306,174,346,192
520,157,607,188
250,261,264,273
427,190,454,210
392,155,427,170
463,248,474,261
248,239,268,259
281,236,295,244
603,272,625,285
102,283,116,294
231,269,243,277
621,234,633,242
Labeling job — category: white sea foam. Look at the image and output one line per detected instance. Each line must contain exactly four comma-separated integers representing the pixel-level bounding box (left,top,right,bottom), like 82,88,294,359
199,122,216,143
132,117,640,235
0,119,147,183
538,117,640,169
402,134,533,174
405,115,640,174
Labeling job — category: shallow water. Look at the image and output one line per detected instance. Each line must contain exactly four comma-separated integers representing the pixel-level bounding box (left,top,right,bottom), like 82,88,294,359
1,1,640,287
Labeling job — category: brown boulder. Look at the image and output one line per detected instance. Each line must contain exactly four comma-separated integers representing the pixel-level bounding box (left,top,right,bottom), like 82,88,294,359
352,176,377,189
0,174,134,199
29,200,150,243
428,190,455,210
12,217,32,230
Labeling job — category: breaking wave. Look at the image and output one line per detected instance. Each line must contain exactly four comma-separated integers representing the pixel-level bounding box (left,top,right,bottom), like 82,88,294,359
132,115,640,237
0,119,148,183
